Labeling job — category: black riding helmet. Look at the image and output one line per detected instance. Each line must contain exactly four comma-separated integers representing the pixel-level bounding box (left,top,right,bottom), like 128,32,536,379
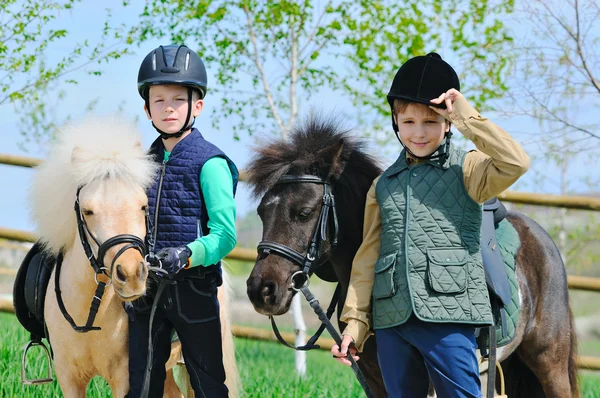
137,44,208,139
387,52,460,160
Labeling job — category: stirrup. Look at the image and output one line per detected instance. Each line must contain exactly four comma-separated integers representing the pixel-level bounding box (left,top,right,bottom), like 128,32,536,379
21,339,53,385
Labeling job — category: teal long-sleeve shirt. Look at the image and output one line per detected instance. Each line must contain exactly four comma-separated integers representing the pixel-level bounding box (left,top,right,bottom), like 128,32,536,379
163,151,237,267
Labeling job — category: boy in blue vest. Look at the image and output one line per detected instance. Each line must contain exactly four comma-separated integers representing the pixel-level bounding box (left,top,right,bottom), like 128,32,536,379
127,44,238,398
331,53,530,397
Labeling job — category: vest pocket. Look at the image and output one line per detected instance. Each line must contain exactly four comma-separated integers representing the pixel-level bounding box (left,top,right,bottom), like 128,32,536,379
372,252,397,299
427,247,468,294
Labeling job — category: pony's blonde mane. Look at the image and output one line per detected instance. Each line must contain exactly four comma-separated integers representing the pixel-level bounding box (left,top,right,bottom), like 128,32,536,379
29,116,158,254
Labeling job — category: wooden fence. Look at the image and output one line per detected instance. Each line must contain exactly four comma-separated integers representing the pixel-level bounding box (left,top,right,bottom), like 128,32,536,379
2,153,600,371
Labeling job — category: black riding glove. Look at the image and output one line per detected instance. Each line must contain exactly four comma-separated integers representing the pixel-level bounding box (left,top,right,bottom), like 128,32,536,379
152,246,192,275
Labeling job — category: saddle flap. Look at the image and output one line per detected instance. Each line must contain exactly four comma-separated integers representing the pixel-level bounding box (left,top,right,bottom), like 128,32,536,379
13,242,55,339
481,209,511,307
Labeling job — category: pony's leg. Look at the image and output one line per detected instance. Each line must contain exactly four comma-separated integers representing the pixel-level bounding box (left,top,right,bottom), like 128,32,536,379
164,369,185,398
54,363,89,398
219,269,240,398
517,347,572,398
106,376,130,398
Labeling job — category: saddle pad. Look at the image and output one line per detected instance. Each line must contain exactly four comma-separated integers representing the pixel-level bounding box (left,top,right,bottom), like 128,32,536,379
493,219,521,347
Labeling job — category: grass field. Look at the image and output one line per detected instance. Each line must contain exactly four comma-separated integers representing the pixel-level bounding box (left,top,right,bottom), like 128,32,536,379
1,312,599,397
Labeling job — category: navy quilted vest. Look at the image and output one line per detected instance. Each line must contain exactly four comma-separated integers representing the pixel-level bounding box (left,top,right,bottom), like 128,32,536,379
147,129,238,276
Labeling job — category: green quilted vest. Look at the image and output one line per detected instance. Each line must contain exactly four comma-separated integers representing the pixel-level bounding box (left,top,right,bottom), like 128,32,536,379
372,144,494,329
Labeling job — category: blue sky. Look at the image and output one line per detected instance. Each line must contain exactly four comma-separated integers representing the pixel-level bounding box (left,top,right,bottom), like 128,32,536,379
0,1,596,233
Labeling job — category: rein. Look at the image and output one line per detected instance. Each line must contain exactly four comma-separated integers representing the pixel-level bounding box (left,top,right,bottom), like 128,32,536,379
55,185,150,333
256,174,374,398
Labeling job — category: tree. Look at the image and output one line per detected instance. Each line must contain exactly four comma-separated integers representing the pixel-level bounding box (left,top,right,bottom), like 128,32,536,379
132,0,515,140
501,0,600,268
505,0,599,147
1,1,132,151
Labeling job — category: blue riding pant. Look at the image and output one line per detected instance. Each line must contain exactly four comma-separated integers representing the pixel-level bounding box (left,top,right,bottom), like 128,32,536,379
375,315,482,398
127,271,228,398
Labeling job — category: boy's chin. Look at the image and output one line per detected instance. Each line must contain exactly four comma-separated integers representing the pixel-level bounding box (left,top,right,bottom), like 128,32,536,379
408,147,437,157
157,127,183,135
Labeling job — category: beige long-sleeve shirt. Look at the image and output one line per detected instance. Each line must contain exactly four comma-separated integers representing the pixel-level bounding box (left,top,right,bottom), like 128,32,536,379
341,96,530,351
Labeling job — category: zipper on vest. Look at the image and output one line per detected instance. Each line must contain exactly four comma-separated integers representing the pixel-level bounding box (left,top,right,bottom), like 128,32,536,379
404,169,416,317
152,160,167,248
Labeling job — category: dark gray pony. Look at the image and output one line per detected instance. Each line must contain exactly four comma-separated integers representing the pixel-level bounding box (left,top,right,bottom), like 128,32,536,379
245,115,578,398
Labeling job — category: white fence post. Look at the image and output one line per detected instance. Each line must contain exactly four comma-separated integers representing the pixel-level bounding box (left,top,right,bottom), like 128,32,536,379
291,294,306,376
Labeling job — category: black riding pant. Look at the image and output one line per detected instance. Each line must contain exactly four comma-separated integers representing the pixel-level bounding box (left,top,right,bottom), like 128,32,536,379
127,272,228,398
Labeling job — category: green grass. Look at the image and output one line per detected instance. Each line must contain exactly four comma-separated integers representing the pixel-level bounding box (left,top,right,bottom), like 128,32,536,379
2,312,600,397
0,312,363,397
581,373,600,398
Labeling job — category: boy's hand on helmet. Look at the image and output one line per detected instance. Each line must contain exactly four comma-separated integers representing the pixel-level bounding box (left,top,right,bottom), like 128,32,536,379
331,335,359,366
153,246,192,275
429,88,464,116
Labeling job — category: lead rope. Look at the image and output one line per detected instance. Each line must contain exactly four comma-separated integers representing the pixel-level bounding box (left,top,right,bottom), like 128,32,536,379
292,272,374,398
139,256,169,398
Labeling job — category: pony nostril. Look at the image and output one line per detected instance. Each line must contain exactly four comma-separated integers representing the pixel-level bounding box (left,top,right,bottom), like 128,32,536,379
137,261,146,279
261,281,276,300
115,264,126,283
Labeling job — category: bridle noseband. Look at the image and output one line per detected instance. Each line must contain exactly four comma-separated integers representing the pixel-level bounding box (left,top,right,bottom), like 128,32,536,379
256,174,339,287
54,185,151,333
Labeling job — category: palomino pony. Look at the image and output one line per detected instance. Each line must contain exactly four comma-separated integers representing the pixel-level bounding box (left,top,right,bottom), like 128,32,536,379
245,114,578,398
28,117,238,397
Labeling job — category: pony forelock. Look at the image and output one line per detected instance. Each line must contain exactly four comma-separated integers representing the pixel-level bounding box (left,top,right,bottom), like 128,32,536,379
29,116,158,254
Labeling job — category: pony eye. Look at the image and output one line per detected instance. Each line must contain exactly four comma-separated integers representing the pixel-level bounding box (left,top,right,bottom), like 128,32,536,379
83,209,94,216
297,208,314,221
141,205,148,211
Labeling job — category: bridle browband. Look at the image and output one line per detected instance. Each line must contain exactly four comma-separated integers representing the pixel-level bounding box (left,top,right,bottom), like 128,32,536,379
257,174,339,283
54,184,151,333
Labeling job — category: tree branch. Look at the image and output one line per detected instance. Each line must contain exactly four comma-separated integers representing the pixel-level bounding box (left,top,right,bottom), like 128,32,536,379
572,0,600,93
287,13,298,135
297,40,328,79
0,41,126,106
298,0,331,58
242,4,285,135
540,0,600,93
527,87,600,140
213,21,251,59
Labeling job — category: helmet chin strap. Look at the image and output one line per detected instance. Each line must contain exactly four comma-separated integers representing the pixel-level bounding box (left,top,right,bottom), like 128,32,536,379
146,87,195,140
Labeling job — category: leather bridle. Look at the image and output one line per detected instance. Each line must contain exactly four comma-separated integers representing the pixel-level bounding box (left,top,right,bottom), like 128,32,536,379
54,185,150,333
256,174,338,288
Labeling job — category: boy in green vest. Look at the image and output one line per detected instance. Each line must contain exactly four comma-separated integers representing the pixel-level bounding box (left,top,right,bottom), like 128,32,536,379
331,53,530,397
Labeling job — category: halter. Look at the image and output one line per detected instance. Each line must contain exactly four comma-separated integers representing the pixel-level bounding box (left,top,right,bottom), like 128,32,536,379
54,185,151,333
256,174,339,287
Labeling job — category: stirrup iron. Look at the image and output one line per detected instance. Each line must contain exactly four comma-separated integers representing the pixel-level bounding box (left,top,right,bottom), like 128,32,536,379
21,339,53,385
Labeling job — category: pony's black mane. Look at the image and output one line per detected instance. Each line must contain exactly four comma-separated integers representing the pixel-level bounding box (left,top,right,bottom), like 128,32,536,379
247,113,382,200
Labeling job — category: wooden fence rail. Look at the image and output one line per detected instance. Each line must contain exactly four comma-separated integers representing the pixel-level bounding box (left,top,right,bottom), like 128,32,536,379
2,152,600,211
1,226,600,292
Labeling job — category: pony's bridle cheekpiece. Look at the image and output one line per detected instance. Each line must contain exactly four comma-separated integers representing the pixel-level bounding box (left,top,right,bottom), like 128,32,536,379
54,185,150,333
256,174,339,289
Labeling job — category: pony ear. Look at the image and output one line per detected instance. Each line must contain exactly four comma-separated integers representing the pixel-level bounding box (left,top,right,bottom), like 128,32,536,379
323,139,347,181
